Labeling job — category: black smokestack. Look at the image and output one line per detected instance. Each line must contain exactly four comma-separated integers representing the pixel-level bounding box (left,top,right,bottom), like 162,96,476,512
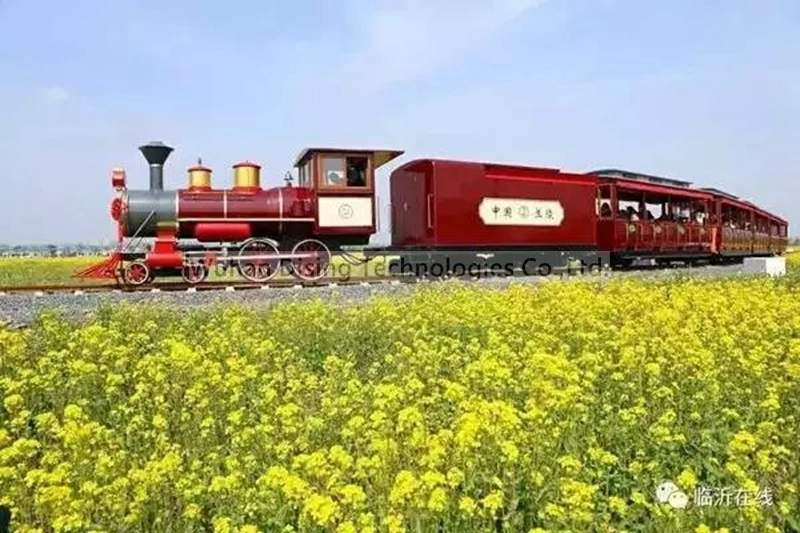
139,142,174,191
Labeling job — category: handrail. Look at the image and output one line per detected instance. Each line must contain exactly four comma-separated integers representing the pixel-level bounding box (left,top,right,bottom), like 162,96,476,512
119,209,156,254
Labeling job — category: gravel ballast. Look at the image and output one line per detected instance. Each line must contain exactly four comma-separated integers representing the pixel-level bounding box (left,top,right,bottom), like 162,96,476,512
0,263,759,329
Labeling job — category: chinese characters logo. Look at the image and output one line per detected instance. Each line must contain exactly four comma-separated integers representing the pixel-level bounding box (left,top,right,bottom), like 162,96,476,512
478,198,564,227
656,481,773,509
490,204,554,221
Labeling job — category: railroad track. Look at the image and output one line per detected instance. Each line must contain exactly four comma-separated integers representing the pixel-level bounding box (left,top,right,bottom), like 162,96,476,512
0,262,687,297
1,260,720,297
0,276,414,296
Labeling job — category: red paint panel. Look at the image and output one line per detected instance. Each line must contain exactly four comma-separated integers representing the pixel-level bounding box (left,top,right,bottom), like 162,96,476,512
178,187,316,220
390,161,431,246
228,191,281,219
390,159,598,248
194,222,252,242
179,191,225,218
147,252,183,268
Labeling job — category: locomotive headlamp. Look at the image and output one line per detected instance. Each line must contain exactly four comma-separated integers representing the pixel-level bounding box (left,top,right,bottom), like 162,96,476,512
111,167,127,190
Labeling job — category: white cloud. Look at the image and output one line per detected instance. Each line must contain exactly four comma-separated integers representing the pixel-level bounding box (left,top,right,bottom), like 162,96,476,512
334,0,549,96
42,86,69,105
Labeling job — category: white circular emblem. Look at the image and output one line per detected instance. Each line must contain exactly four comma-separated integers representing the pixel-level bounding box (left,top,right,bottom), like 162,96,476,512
339,204,354,219
656,481,689,509
656,482,678,503
668,490,689,509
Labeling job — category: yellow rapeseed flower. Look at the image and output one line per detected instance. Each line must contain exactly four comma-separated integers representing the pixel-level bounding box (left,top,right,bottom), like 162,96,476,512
1,274,799,532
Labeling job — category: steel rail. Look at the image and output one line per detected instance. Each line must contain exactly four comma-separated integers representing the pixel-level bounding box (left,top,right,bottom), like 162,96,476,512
0,276,413,296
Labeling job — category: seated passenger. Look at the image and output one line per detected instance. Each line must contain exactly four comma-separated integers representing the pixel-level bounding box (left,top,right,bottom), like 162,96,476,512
626,206,639,221
600,203,612,217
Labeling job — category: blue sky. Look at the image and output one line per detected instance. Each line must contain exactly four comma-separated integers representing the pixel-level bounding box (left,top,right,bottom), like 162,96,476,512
1,0,798,244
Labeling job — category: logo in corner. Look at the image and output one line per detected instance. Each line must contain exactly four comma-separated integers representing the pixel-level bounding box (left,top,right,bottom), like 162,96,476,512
656,481,689,509
338,203,354,219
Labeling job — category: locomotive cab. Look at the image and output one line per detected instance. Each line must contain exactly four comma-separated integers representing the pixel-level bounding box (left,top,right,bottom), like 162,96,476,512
293,147,404,243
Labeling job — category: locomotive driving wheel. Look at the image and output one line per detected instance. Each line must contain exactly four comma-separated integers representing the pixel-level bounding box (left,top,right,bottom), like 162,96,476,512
289,239,331,281
181,262,209,284
123,260,150,286
236,238,281,282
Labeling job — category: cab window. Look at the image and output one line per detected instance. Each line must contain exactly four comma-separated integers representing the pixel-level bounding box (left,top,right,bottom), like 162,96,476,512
346,157,368,186
321,156,369,188
298,161,312,186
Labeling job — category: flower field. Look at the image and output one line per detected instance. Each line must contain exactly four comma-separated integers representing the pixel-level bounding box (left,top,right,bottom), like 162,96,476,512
0,256,110,287
788,249,800,268
2,273,800,532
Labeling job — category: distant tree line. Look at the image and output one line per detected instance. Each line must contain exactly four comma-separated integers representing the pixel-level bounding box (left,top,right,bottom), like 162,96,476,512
0,243,116,257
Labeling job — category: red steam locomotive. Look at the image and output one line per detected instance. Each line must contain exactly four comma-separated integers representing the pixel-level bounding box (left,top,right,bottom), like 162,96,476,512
77,142,789,285
78,142,405,284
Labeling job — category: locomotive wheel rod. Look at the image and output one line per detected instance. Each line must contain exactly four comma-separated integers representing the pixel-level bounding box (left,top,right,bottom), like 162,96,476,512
233,252,328,261
182,252,332,263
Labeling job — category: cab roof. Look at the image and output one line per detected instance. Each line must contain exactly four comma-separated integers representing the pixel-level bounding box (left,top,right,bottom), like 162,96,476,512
294,147,405,169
